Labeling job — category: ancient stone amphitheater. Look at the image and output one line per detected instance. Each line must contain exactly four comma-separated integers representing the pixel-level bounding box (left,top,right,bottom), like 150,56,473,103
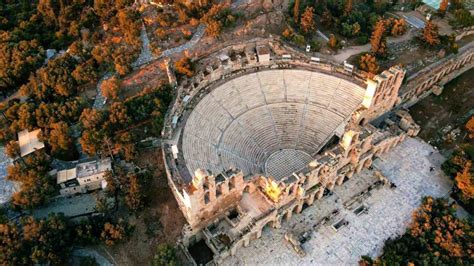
182,69,365,180
162,38,471,265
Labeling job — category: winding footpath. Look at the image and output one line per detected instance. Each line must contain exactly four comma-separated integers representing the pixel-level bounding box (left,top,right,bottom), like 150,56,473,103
332,28,417,63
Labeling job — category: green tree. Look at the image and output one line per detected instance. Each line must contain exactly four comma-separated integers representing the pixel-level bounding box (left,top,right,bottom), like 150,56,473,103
153,244,177,266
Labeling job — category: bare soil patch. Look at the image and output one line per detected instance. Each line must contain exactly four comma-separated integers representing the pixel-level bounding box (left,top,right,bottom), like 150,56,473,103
409,68,474,153
105,148,186,265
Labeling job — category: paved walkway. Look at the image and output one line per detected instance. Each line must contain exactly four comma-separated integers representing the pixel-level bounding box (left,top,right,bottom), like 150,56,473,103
72,248,114,266
223,137,452,265
33,193,98,219
0,147,15,204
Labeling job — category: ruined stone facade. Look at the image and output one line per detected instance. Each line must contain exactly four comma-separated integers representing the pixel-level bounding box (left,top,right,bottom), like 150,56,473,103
400,42,474,106
161,39,471,264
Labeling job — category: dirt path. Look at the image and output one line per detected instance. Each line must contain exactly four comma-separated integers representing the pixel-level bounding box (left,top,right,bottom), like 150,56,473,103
94,23,205,111
332,28,417,63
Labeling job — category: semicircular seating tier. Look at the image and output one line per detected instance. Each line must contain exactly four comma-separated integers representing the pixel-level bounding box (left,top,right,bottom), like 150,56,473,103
181,69,366,180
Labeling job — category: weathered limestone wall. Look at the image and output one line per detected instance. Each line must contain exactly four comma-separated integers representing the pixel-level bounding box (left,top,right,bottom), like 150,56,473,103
159,37,449,264
184,109,417,264
362,66,406,122
400,42,474,107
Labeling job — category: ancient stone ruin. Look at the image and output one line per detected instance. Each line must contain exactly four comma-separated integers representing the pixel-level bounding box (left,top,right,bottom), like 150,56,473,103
161,39,473,264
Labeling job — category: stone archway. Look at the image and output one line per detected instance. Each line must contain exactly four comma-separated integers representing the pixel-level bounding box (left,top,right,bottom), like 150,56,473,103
256,219,276,239
363,158,372,169
243,184,251,194
293,204,301,214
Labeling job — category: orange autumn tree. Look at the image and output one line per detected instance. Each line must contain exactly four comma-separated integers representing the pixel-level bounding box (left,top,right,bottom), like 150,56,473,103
293,0,300,22
370,19,387,57
422,21,440,46
359,53,379,74
101,76,121,99
344,0,353,17
175,56,194,77
455,161,473,200
391,18,407,36
282,27,294,39
300,6,316,33
439,0,449,15
466,115,474,139
373,197,472,264
327,34,339,51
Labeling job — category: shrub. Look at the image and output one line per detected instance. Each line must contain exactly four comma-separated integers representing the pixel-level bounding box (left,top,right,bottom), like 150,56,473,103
309,40,322,52
292,34,306,46
355,34,369,45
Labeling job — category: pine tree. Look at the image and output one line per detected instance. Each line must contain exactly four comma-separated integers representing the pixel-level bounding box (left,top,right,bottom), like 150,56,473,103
466,116,474,139
327,34,339,51
321,9,333,27
359,53,379,74
439,0,449,15
101,76,121,99
391,18,407,36
422,21,440,46
300,7,316,33
344,0,353,17
293,0,301,23
455,161,473,200
370,19,387,57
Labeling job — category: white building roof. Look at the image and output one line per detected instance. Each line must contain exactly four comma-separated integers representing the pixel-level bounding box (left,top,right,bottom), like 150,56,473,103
57,168,77,184
76,158,112,178
18,129,45,157
56,158,112,184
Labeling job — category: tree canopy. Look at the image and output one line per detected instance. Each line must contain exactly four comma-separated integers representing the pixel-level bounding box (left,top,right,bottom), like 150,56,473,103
362,197,473,265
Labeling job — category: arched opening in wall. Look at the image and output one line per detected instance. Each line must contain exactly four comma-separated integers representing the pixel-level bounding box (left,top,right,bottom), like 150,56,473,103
292,204,300,214
391,141,398,149
317,135,340,154
216,184,222,198
302,202,310,211
288,186,295,195
359,118,366,126
375,148,381,156
374,94,380,105
243,185,251,194
203,176,210,191
343,175,350,184
363,158,372,169
204,191,210,204
262,220,275,233
228,176,235,190
323,187,332,197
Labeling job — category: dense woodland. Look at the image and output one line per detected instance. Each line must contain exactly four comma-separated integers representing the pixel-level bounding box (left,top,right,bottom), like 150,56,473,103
0,0,145,210
0,212,131,265
441,116,474,212
284,0,397,48
0,2,177,263
360,197,473,265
